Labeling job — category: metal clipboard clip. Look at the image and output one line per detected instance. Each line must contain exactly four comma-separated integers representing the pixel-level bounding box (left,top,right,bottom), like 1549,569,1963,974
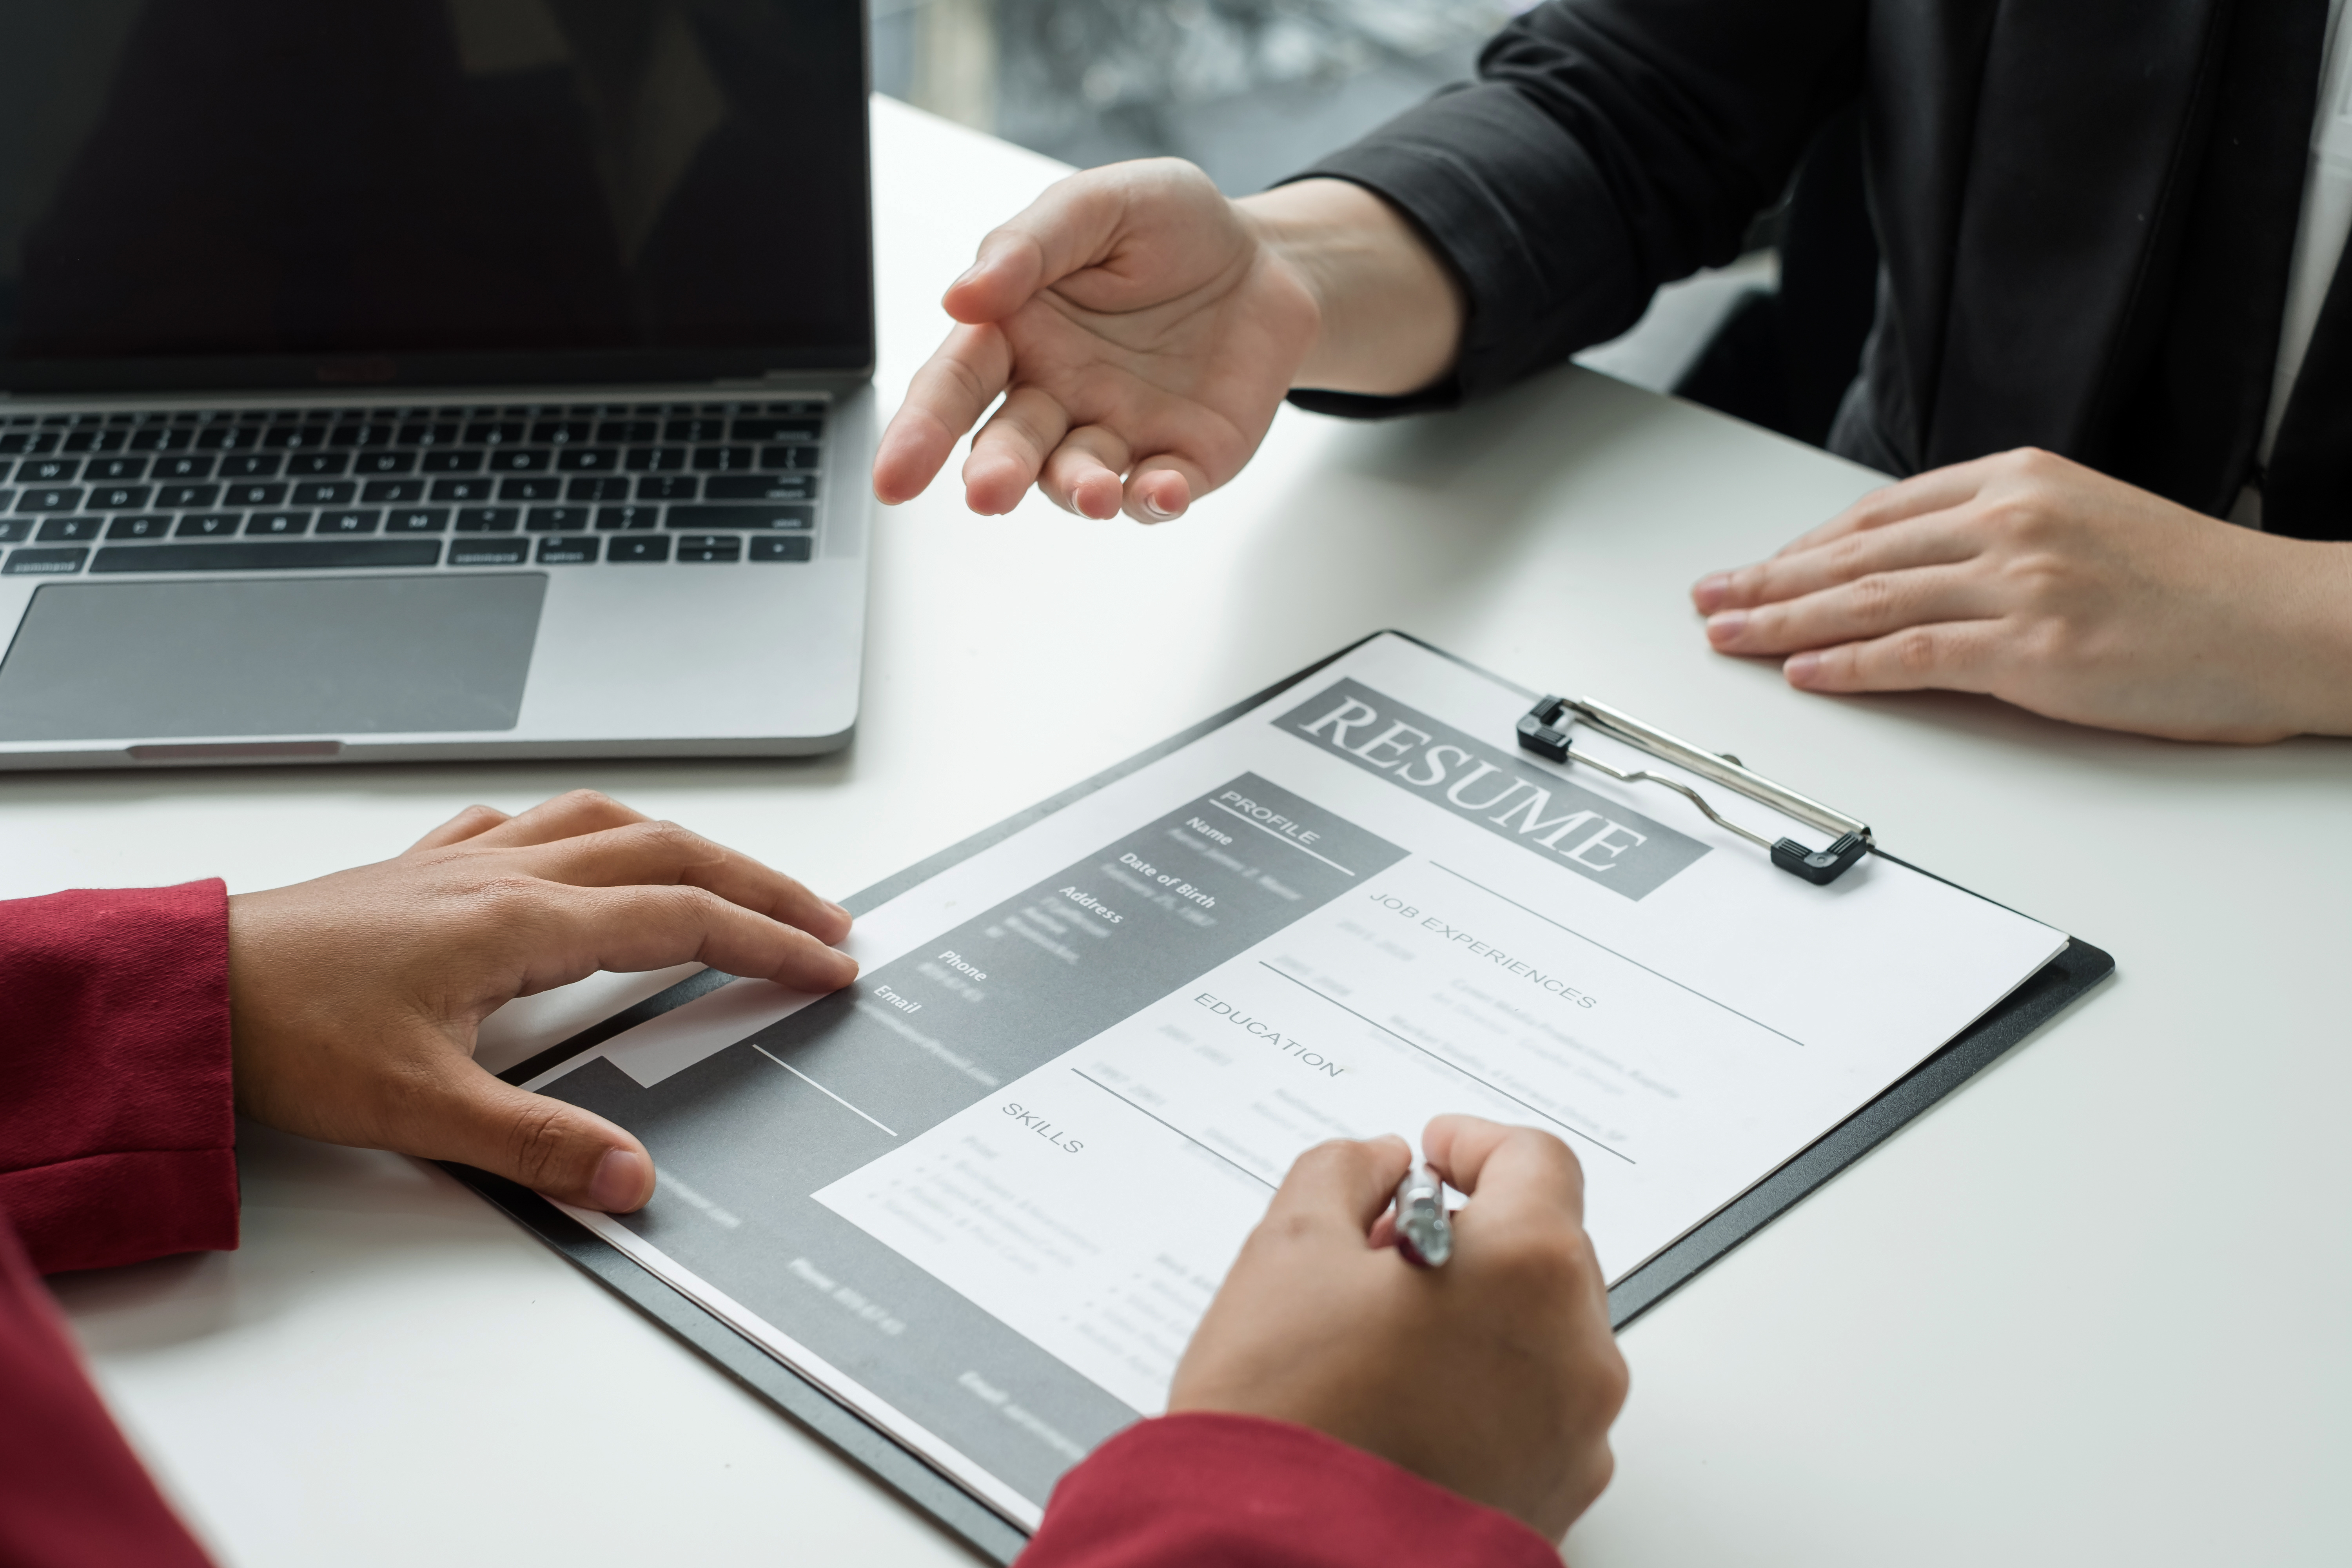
1517,695,1872,884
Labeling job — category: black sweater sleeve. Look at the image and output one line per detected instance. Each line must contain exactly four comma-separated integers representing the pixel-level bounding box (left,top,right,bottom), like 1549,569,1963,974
1286,0,1868,417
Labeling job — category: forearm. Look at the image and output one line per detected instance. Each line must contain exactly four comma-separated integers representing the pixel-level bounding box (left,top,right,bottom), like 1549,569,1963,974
1241,179,1465,398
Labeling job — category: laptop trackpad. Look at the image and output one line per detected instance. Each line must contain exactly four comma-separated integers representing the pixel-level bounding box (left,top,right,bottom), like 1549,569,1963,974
0,575,544,742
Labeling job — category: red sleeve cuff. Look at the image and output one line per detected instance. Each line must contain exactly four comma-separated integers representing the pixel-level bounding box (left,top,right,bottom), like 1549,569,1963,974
0,881,238,1273
1020,1412,1559,1568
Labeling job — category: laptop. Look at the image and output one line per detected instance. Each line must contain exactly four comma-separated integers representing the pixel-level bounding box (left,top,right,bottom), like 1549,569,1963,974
0,1,875,769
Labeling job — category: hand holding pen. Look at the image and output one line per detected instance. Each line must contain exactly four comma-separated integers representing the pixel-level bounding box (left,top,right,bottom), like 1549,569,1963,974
1169,1115,1627,1542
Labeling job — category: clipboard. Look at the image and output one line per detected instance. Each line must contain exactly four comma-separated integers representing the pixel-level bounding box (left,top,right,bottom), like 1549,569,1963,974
446,630,2113,1564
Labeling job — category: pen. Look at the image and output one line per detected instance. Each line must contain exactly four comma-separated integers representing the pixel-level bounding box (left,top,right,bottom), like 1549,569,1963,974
1394,1165,1453,1268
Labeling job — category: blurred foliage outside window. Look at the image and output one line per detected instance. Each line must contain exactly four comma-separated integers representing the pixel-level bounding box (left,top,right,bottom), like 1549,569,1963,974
873,0,1520,193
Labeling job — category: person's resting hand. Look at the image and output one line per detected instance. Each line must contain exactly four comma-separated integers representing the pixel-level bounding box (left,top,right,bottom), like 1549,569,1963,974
1691,447,2352,742
225,790,857,1212
872,161,1461,523
1170,1115,1627,1541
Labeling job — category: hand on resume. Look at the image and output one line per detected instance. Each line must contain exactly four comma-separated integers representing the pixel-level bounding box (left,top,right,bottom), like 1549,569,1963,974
1168,1115,1627,1542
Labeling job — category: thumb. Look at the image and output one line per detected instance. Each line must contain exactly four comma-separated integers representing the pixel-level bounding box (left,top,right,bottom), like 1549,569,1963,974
944,165,1140,323
420,1062,657,1212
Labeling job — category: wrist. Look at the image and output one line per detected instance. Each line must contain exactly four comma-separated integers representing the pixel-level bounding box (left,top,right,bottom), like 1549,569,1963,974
2267,536,2352,737
1238,178,1463,397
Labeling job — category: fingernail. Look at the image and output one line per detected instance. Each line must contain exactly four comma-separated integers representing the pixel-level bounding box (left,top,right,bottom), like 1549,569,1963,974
589,1149,649,1212
948,263,980,293
1706,610,1747,644
824,899,852,924
1785,652,1820,686
1142,495,1176,521
1692,571,1731,610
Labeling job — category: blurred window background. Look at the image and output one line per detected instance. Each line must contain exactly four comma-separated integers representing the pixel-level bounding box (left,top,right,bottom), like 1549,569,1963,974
870,0,1805,408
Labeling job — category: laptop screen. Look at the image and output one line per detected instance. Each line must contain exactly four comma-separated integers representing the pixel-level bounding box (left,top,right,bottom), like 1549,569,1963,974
0,1,872,392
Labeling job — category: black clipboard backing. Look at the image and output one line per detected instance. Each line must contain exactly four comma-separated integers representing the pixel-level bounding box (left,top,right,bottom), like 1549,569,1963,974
446,630,2112,1564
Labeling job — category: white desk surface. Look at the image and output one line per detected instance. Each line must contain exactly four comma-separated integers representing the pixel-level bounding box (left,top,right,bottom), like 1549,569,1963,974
13,97,2347,1568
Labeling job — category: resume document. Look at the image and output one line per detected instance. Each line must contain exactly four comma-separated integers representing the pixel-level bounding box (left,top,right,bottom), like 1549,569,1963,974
523,634,2065,1525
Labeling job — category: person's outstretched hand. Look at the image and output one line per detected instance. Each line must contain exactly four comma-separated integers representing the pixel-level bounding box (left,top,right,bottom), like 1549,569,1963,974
1171,1115,1627,1541
1691,447,2352,742
873,159,1315,523
873,162,1461,523
225,790,858,1212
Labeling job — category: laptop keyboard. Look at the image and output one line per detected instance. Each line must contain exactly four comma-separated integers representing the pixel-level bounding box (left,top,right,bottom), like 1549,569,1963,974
0,399,825,577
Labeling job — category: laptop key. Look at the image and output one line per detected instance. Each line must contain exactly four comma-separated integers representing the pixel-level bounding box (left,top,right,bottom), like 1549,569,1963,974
354,451,416,475
397,422,461,447
38,517,105,542
223,482,288,508
246,512,311,535
498,477,561,502
316,510,382,535
219,454,283,478
194,426,260,451
107,515,175,540
363,479,426,503
595,504,659,530
749,535,814,563
21,459,78,483
61,430,127,453
675,534,742,563
0,433,60,455
596,420,657,443
0,519,29,543
701,476,816,504
668,504,814,530
449,541,527,566
759,444,822,472
91,540,443,572
454,506,519,532
691,445,757,471
526,506,592,532
489,448,550,473
4,546,86,574
91,457,149,481
567,477,629,502
129,428,194,452
287,453,350,477
16,487,83,513
637,475,698,501
535,535,598,564
385,508,450,534
292,481,356,505
431,477,494,503
733,418,822,442
155,455,215,480
421,450,483,473
463,421,524,446
606,535,671,563
261,426,328,450
663,417,726,442
530,420,593,445
90,486,152,511
625,446,688,472
556,446,620,472
158,484,221,508
177,513,243,537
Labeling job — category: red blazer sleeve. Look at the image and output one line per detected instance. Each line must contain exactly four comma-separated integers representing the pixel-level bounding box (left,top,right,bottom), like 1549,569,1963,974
1020,1414,1562,1568
0,881,238,1273
0,1218,216,1568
